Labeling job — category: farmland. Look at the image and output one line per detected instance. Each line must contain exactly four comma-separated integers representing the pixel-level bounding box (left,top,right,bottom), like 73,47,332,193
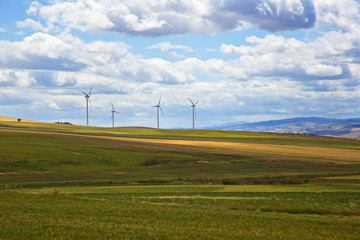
0,116,360,239
1,185,360,239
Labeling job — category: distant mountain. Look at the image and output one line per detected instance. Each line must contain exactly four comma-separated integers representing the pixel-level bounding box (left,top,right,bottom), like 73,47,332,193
206,117,360,137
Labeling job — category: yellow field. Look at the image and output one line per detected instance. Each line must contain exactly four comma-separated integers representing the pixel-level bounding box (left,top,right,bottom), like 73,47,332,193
103,137,360,164
0,116,40,123
2,126,359,165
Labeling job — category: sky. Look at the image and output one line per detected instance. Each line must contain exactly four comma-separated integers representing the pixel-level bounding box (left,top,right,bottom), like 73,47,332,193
0,0,360,128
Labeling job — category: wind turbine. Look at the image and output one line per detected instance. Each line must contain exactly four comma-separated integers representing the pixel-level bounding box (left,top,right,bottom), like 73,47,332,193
188,98,199,129
81,87,92,126
111,102,120,128
152,97,164,129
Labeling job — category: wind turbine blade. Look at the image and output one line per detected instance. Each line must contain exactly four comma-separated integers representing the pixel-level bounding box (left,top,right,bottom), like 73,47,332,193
195,100,199,106
81,90,88,96
188,98,194,105
159,106,164,116
88,87,93,95
158,96,161,105
111,102,115,112
89,97,93,111
115,111,120,114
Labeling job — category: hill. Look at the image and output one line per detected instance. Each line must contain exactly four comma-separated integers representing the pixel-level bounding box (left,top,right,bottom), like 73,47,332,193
1,116,360,240
207,117,360,137
1,115,360,239
1,116,360,187
0,116,41,123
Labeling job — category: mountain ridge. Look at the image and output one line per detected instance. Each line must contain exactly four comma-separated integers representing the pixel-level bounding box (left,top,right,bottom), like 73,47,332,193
207,117,360,137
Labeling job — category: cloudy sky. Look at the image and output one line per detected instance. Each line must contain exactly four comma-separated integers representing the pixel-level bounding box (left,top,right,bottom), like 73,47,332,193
1,0,360,128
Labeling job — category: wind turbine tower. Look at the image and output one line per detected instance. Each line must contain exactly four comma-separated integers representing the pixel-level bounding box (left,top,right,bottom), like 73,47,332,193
81,87,92,126
111,102,120,128
188,98,199,129
152,97,164,129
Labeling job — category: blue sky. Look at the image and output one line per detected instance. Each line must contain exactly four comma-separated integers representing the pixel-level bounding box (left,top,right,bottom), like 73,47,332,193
1,0,360,128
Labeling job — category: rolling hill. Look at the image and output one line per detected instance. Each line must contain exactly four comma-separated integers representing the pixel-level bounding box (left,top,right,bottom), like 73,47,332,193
1,115,360,187
1,116,360,240
207,117,360,137
1,115,360,240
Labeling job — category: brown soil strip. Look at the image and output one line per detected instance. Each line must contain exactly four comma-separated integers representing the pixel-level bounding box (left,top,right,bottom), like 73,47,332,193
138,196,270,200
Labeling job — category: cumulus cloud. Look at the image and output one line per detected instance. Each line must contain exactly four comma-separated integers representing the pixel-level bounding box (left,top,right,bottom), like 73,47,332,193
0,32,86,71
0,32,195,85
0,27,6,33
216,30,360,80
313,0,360,32
3,1,360,87
147,42,193,58
17,18,48,32
220,44,257,55
303,64,343,77
9,0,360,85
0,70,36,87
220,0,316,32
24,0,316,36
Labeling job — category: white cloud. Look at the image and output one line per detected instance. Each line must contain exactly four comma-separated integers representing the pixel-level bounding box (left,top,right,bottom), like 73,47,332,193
23,0,360,37
35,0,114,33
26,1,41,15
8,1,359,86
0,27,6,33
10,1,357,86
147,41,193,58
303,64,343,77
2,16,359,91
217,29,360,81
25,0,316,36
48,102,61,110
221,0,316,32
220,44,257,55
314,0,360,32
0,32,195,85
348,64,360,78
0,70,36,87
146,58,196,84
17,18,48,32
0,32,85,71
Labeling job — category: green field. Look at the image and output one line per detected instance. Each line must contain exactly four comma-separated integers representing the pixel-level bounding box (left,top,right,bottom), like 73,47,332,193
1,185,360,239
1,117,360,239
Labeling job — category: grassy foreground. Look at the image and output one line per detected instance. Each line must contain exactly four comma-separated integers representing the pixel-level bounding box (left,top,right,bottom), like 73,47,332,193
1,117,360,239
1,185,359,240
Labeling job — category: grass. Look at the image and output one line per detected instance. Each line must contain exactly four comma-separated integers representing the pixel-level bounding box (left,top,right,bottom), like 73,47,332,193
1,120,360,187
1,117,360,239
2,118,360,149
0,185,359,239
